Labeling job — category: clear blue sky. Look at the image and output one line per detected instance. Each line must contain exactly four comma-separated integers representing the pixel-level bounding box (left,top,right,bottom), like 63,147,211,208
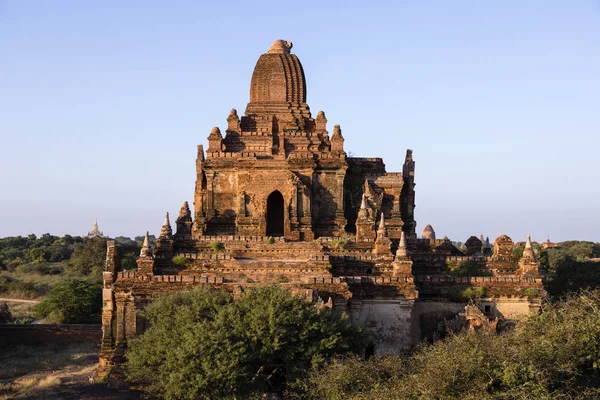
1,1,599,242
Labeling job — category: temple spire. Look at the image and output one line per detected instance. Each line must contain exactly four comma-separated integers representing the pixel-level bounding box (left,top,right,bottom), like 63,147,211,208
396,231,408,257
175,201,193,237
358,194,369,219
140,231,153,258
160,212,173,238
377,212,387,237
522,235,536,260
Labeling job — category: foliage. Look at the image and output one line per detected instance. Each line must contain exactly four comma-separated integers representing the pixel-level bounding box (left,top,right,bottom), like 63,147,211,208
0,303,13,324
303,290,600,400
291,355,406,400
331,238,350,249
523,287,540,299
540,241,600,298
0,274,46,298
266,236,275,244
447,260,489,276
66,237,107,280
209,241,225,252
16,262,63,275
171,255,187,266
126,286,367,399
33,279,101,324
447,286,486,302
0,234,80,272
115,236,142,270
512,243,525,263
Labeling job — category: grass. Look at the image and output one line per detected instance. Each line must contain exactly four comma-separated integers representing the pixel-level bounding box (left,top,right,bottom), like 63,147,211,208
331,238,350,249
0,300,37,323
0,270,65,300
0,342,99,380
0,342,143,400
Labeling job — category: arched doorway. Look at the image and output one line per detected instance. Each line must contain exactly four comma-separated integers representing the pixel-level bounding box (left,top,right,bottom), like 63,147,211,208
266,191,284,236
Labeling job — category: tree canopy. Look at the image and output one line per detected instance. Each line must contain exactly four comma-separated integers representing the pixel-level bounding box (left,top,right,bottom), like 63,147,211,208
126,286,367,399
33,278,102,324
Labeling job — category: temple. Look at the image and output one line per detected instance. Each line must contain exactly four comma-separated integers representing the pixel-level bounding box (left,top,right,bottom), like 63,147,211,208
87,219,105,239
98,41,544,373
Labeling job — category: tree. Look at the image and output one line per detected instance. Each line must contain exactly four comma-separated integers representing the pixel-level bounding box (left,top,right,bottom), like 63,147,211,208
66,237,107,280
126,286,366,399
33,279,102,324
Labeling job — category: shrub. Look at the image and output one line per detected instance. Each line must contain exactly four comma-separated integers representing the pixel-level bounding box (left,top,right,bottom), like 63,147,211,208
301,290,600,399
447,260,487,276
0,303,12,323
447,286,486,302
266,236,275,244
171,255,187,266
523,287,540,299
331,238,350,249
0,275,42,298
33,279,101,324
209,241,225,252
16,262,63,275
126,286,367,399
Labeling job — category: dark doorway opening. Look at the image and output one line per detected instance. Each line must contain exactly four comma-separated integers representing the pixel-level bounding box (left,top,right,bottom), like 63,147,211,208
266,191,284,236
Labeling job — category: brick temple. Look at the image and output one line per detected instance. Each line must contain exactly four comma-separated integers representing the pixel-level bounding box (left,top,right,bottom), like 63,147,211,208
99,40,543,371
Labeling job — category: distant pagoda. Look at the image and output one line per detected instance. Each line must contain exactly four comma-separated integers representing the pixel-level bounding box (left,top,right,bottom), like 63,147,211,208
87,219,105,238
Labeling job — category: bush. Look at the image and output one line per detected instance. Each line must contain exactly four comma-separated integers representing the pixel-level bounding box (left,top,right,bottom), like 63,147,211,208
266,236,275,244
171,255,187,266
126,286,367,399
15,262,63,275
302,290,600,399
0,275,43,298
447,286,486,302
331,238,350,249
209,241,225,252
33,279,101,324
447,260,488,276
0,303,12,324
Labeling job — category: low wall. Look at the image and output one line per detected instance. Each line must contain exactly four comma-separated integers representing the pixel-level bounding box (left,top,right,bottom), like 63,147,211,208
0,324,101,346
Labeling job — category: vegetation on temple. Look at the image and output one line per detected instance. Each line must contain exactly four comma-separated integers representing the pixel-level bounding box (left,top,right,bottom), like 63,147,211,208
125,286,367,399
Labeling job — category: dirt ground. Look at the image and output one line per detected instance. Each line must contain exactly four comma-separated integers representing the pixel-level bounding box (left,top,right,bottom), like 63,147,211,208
0,343,145,400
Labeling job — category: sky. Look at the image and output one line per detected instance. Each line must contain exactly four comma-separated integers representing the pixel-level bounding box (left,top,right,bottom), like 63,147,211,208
0,1,599,242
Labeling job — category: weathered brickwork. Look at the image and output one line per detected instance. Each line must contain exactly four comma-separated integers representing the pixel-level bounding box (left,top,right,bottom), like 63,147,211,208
98,40,544,375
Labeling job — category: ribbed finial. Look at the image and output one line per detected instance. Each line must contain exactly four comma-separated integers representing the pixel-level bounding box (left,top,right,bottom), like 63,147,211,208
267,40,292,54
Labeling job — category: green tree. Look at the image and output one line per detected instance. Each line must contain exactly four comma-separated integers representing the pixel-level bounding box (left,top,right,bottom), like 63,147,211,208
126,286,366,399
33,279,102,324
66,237,107,280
